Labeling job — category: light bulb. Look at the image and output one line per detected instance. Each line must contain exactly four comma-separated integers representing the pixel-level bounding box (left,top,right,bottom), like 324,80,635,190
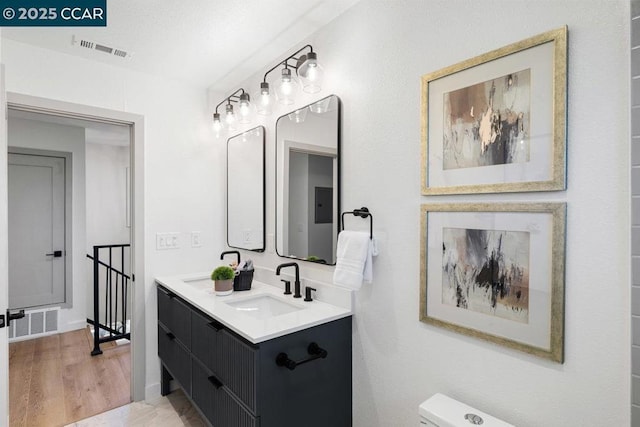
254,82,273,116
238,93,252,124
225,103,237,131
212,112,224,136
281,80,292,95
275,68,299,105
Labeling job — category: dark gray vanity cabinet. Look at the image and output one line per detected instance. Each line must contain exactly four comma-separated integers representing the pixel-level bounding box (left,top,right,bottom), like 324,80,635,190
157,284,352,427
157,287,192,396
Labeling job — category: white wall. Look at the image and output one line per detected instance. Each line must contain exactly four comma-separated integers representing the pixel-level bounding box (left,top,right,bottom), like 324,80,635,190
86,143,130,248
221,1,631,425
1,39,224,399
85,142,131,320
8,117,87,332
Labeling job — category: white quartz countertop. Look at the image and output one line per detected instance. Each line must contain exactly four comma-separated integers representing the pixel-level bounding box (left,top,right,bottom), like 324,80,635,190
155,272,352,344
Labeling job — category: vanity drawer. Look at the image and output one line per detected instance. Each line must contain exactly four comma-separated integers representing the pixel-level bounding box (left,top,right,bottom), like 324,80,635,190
157,286,191,349
158,322,192,396
191,309,220,372
217,329,258,413
192,357,259,427
191,358,215,422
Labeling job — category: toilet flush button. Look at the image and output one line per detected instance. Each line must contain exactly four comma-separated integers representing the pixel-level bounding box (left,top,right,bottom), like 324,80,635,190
465,413,484,425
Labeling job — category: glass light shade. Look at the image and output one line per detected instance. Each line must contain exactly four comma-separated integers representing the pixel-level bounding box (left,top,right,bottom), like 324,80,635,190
225,103,237,131
254,82,273,116
275,68,300,105
212,112,224,137
298,52,324,94
238,93,252,124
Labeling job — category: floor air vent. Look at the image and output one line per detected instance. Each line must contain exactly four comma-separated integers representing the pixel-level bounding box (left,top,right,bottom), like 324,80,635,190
72,35,132,59
8,308,59,342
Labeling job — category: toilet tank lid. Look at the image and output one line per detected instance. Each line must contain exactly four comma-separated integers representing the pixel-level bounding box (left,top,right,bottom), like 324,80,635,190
419,393,514,427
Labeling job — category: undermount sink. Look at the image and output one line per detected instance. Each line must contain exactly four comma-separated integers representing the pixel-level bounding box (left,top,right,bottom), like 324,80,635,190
224,294,303,320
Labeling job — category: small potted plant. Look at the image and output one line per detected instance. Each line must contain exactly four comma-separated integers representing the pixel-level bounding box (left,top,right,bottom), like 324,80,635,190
211,265,236,296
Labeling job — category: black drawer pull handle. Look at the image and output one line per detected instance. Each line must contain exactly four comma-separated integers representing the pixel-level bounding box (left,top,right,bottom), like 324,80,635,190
159,287,176,299
276,342,328,371
207,321,223,331
208,375,223,389
166,332,176,340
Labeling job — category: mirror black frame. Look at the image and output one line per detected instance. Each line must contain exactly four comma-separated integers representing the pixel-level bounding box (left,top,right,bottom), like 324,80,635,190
275,95,341,265
226,125,266,252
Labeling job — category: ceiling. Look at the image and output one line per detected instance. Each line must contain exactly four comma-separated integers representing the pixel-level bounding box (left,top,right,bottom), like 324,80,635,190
1,0,360,93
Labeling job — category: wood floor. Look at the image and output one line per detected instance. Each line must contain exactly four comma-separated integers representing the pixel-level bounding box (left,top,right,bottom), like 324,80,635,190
9,328,131,427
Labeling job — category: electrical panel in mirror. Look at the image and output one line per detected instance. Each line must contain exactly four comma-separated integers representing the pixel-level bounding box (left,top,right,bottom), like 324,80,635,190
227,126,265,251
275,95,340,265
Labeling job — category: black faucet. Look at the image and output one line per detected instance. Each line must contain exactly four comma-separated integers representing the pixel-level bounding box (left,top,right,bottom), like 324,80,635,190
276,262,301,298
220,250,240,265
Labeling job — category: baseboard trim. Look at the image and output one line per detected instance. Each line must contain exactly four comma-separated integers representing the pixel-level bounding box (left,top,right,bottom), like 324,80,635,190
62,319,88,332
145,382,161,402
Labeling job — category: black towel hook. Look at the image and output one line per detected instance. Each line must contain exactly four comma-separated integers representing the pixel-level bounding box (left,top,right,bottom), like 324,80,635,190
340,207,373,239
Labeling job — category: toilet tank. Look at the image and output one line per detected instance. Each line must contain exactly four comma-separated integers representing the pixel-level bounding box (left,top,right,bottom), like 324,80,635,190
419,393,514,427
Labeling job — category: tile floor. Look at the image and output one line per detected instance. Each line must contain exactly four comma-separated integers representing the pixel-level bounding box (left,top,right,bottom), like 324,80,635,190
65,389,206,427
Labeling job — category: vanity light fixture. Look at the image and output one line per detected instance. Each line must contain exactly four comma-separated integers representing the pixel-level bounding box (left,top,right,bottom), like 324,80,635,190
212,45,324,135
260,44,324,110
212,88,250,135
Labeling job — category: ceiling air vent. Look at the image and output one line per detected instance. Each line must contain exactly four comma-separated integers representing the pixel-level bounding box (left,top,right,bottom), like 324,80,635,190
94,44,113,54
71,35,132,59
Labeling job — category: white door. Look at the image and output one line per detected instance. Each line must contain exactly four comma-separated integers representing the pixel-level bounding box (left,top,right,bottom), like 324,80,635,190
8,153,66,308
0,65,10,426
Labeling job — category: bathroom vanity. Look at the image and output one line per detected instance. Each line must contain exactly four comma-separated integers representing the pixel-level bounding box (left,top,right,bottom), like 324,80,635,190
155,274,352,427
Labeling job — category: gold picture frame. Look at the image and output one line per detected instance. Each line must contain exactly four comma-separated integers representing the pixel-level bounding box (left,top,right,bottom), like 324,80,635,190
420,203,566,363
421,27,567,195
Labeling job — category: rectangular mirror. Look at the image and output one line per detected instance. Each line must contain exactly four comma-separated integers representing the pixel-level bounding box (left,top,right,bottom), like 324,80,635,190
227,126,265,251
276,95,340,264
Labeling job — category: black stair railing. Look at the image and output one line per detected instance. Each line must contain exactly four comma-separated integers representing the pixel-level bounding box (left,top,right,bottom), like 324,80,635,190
86,244,131,356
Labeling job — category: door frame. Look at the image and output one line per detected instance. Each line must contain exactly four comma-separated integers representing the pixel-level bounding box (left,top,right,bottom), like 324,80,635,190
5,92,146,402
8,148,73,309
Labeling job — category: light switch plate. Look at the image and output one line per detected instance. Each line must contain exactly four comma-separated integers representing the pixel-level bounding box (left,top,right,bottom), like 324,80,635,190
156,232,180,250
191,231,202,248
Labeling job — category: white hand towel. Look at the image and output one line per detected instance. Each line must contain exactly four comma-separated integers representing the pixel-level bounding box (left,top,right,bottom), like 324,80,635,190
333,231,374,290
363,236,378,284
